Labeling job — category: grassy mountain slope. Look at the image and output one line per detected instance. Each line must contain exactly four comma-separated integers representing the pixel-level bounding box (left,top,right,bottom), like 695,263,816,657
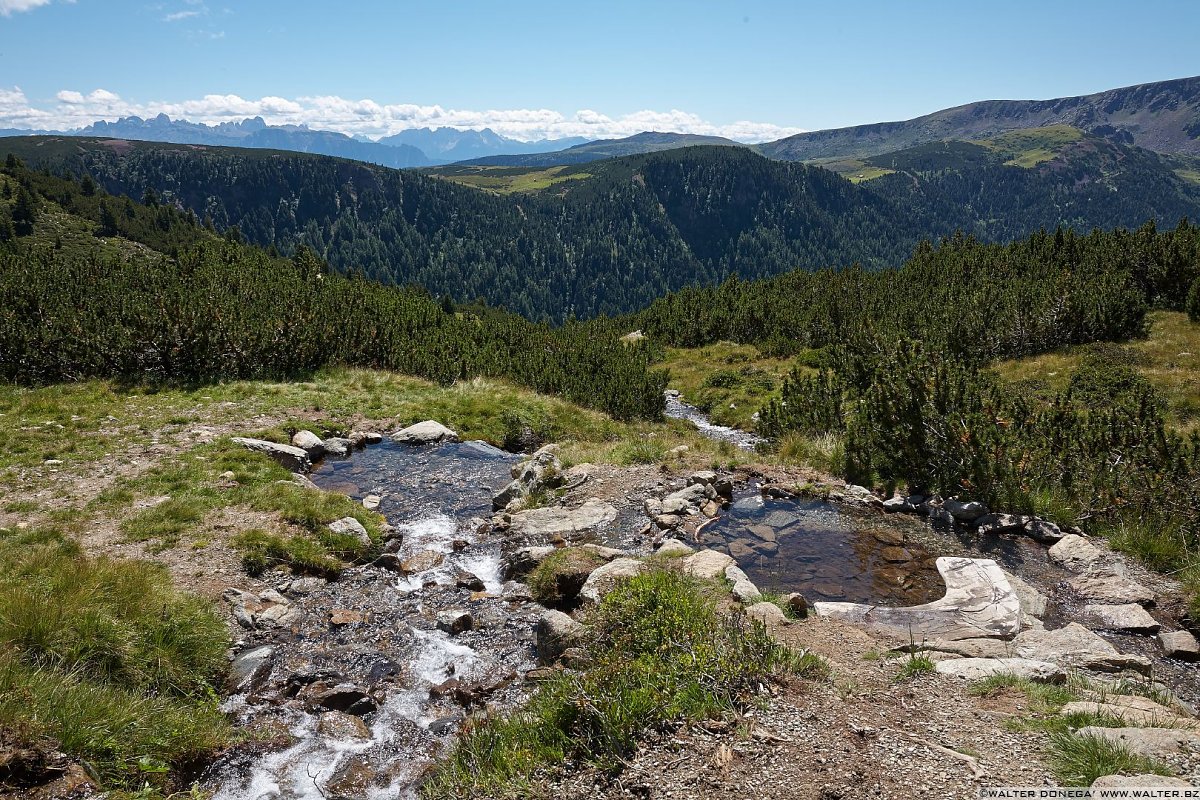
458,131,744,167
760,75,1200,162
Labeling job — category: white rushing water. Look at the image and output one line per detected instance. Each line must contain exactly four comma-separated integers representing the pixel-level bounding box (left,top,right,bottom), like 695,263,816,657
663,392,765,450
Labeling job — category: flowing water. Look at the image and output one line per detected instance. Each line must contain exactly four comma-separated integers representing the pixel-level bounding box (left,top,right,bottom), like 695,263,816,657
663,392,764,451
210,441,543,800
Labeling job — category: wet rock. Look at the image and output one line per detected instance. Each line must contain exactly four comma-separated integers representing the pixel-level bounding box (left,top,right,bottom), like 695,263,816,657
506,499,618,540
654,513,683,529
502,581,534,601
878,546,912,563
502,545,556,580
312,684,378,716
746,602,789,626
1076,726,1200,759
401,550,445,573
871,528,907,546
1002,570,1048,619
725,564,762,604
727,539,757,561
428,714,464,736
390,420,459,445
291,429,325,457
366,657,403,684
329,609,365,627
643,497,664,518
682,549,736,580
455,571,487,592
1159,629,1200,661
1014,623,1152,675
944,499,988,522
655,539,694,558
362,494,381,510
317,710,371,741
1091,775,1194,789
974,513,1028,536
231,437,312,472
701,500,721,517
712,476,734,499
745,524,777,543
934,657,1065,684
286,576,326,596
536,610,585,664
326,755,374,800
1084,603,1160,633
782,592,809,619
579,557,645,604
1068,570,1155,606
227,645,275,694
813,557,1020,642
328,517,371,547
436,609,474,635
493,445,562,511
373,553,403,571
1060,695,1195,728
1048,534,1107,573
349,430,383,447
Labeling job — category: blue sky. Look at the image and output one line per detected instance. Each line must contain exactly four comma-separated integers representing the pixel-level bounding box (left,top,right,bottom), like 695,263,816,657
2,0,1198,141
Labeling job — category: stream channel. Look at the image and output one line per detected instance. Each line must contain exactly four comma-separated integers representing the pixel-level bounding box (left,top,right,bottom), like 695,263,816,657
208,397,1194,797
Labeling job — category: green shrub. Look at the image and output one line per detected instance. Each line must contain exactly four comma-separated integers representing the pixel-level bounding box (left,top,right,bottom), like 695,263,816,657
1188,275,1200,322
612,438,667,465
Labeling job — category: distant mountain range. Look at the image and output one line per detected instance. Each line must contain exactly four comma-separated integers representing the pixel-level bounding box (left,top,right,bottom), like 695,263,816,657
0,114,590,168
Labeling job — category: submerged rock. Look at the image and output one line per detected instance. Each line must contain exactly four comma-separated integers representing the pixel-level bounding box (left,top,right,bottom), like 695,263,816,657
813,557,1020,642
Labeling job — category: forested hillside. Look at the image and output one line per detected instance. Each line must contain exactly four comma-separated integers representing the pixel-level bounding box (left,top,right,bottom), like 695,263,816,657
0,156,664,420
4,133,1199,324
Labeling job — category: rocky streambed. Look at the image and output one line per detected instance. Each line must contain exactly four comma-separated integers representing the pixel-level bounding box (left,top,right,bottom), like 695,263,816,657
210,407,1200,798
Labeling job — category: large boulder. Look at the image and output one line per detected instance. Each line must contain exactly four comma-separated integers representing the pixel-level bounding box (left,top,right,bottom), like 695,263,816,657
291,430,325,457
1013,623,1152,675
536,610,585,664
328,517,371,548
390,420,459,445
231,437,312,472
578,558,645,605
813,557,1020,642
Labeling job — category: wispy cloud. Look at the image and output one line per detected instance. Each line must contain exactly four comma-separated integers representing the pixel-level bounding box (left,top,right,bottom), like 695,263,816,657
0,0,55,17
164,9,201,21
0,87,806,143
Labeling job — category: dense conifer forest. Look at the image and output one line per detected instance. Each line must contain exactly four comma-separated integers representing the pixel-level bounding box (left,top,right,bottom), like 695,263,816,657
4,134,1198,323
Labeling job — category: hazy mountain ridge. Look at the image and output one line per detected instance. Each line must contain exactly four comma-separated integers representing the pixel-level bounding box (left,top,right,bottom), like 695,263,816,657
459,131,745,167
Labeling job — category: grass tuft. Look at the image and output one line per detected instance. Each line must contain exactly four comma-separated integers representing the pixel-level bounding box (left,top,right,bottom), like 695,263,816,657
1048,731,1173,787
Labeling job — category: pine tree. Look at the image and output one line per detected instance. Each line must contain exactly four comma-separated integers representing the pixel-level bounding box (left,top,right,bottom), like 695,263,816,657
11,186,37,236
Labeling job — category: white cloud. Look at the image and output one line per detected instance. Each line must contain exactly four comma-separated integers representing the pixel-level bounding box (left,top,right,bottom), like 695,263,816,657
164,9,201,21
0,87,806,143
0,0,53,16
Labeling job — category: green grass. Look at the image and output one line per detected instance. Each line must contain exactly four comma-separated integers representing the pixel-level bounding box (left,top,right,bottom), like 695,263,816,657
423,569,827,798
424,165,593,194
0,525,230,790
232,528,344,576
657,341,801,430
974,125,1086,168
896,652,936,681
1048,730,1173,787
808,157,895,183
527,548,608,607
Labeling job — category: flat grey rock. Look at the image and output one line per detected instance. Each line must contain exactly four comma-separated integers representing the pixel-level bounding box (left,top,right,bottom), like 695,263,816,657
1048,534,1106,573
1076,726,1200,758
506,499,617,539
1090,774,1194,789
390,420,460,445
1084,603,1160,633
813,557,1020,642
745,601,788,626
1013,622,1152,675
682,549,736,580
934,657,1065,684
1062,696,1196,728
1002,569,1048,619
1068,571,1155,606
231,437,311,472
